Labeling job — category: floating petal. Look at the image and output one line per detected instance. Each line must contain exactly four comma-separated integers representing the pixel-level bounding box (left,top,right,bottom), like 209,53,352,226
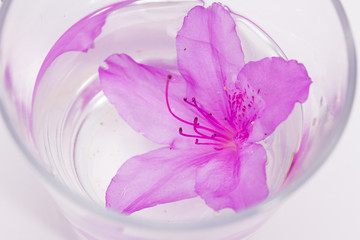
99,54,195,146
237,58,312,142
176,3,245,126
106,146,217,214
195,144,268,211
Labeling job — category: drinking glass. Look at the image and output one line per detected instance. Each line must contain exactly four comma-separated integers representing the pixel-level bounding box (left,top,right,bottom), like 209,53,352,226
0,0,356,239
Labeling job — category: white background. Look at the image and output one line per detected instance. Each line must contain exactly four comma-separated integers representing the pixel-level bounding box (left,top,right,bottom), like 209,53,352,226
1,0,360,239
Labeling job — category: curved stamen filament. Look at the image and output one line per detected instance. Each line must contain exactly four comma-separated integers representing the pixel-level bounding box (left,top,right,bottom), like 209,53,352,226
179,128,228,143
165,76,194,126
178,127,200,139
193,117,232,141
195,139,223,147
184,98,230,133
166,78,219,134
165,76,233,146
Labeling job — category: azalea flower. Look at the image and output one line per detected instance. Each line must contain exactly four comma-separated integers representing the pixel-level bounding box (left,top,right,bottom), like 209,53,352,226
99,3,311,214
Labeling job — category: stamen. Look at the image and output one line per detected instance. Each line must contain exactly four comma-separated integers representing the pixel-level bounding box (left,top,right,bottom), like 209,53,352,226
180,127,228,143
179,127,202,139
195,139,223,147
184,101,230,140
166,79,220,134
184,97,230,133
193,121,231,141
165,77,233,148
194,117,199,125
165,78,194,126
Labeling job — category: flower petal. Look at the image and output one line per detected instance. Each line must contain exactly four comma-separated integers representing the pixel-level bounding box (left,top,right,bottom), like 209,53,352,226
195,149,239,198
237,57,312,142
195,144,268,211
106,146,216,214
34,0,136,98
176,3,245,125
99,54,195,146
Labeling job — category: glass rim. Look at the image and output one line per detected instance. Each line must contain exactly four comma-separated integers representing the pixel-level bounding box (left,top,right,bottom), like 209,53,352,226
0,0,357,231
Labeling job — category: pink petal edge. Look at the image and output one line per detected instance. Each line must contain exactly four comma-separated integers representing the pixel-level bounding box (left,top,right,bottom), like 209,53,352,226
237,57,312,142
99,53,196,146
106,146,218,214
32,0,137,106
176,3,245,129
195,143,269,211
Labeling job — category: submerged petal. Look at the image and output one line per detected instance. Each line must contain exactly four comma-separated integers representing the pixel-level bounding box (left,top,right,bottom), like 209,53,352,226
196,144,268,211
237,57,312,142
176,3,245,126
195,149,239,200
99,54,194,146
106,146,217,214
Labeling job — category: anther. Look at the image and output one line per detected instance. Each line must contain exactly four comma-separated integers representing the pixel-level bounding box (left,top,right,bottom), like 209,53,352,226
194,117,199,124
183,97,188,101
179,127,183,133
167,74,172,80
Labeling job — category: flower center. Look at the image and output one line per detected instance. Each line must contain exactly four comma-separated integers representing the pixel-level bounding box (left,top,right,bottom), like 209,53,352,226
165,75,234,150
227,84,261,132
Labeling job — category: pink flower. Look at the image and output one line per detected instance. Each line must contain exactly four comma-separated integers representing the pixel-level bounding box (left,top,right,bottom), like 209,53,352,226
99,3,311,214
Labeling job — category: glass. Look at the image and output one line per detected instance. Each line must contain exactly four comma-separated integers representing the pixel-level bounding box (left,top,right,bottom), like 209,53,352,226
0,0,356,239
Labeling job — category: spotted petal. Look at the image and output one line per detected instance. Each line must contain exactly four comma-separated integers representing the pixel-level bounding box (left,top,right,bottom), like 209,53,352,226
237,57,312,142
176,3,245,127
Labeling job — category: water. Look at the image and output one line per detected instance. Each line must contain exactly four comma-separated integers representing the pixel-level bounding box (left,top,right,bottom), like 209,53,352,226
32,1,303,222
